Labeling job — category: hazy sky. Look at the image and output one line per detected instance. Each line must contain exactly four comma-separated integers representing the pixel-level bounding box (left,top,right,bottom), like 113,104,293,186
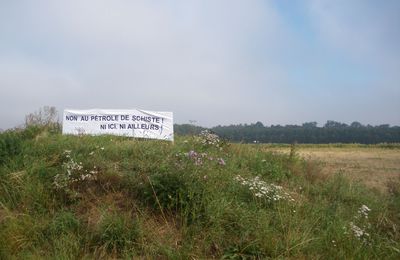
1,0,399,129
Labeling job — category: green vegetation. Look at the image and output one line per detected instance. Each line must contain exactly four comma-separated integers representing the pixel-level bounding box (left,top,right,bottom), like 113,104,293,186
175,120,400,144
1,125,400,259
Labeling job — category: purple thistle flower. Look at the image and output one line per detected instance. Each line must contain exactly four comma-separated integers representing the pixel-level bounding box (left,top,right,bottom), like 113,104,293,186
188,150,197,158
217,158,226,166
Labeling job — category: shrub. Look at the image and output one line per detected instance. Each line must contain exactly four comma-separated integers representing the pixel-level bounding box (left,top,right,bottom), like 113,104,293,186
25,106,59,128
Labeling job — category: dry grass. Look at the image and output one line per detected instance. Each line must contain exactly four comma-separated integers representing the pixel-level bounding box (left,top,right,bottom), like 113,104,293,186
266,145,400,193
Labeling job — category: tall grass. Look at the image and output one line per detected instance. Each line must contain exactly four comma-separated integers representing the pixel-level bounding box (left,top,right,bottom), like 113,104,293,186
0,127,399,258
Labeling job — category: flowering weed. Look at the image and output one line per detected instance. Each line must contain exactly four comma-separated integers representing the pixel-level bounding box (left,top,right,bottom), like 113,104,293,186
234,175,294,203
175,149,226,168
53,150,99,198
193,130,226,150
345,205,372,244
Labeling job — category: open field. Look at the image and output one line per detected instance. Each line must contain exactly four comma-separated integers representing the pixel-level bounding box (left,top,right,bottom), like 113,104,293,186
262,144,400,193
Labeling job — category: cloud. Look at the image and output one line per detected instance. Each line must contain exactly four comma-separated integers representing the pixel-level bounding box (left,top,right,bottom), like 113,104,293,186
295,0,400,125
1,0,293,128
0,54,83,128
0,0,399,129
308,0,400,87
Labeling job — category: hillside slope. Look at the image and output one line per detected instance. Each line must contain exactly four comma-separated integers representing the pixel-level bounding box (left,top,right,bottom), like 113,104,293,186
1,127,399,258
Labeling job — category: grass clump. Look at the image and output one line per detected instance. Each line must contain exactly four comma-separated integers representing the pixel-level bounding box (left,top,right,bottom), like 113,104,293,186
91,210,142,257
0,126,399,258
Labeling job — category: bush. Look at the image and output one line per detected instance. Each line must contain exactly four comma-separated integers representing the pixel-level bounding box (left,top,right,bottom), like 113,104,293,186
25,106,58,128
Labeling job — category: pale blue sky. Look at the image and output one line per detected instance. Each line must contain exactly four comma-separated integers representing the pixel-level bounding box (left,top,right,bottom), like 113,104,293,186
1,0,399,129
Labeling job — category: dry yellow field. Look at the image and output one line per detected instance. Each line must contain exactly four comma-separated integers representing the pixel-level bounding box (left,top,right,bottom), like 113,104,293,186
267,145,400,192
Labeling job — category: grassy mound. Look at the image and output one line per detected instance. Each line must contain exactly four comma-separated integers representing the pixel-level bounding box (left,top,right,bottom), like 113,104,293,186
0,127,399,259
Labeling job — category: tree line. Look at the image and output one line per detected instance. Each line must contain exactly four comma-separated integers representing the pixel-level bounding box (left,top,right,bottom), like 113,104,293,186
174,121,400,144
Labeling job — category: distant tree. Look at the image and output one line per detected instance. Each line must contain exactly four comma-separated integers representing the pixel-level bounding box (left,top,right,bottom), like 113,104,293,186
350,121,363,128
302,122,318,128
253,121,264,128
324,120,348,128
174,124,205,135
175,120,400,144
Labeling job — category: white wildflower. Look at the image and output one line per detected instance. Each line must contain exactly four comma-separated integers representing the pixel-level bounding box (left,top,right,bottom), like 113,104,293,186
53,150,99,195
234,175,294,202
349,222,369,239
346,204,372,244
198,130,221,148
357,205,371,219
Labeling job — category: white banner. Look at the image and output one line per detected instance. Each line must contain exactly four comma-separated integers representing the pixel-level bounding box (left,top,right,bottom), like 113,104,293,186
62,109,173,141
